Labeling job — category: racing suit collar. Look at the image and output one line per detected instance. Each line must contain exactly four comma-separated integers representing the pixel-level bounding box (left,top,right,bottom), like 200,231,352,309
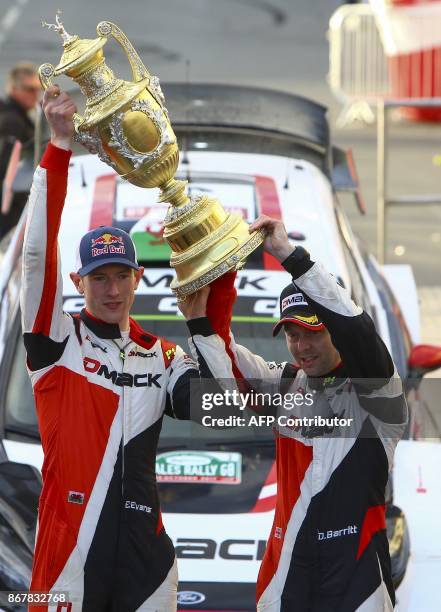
80,308,122,339
80,309,159,349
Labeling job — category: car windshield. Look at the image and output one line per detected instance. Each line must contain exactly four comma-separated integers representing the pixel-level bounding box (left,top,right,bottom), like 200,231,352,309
4,309,288,446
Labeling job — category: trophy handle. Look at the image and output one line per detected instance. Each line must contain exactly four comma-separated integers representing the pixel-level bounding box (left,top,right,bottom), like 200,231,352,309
96,21,150,83
38,62,84,129
38,63,56,90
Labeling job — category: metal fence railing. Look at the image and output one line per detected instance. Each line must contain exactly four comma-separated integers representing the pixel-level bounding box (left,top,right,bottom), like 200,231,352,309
329,4,441,263
377,97,441,264
329,3,390,127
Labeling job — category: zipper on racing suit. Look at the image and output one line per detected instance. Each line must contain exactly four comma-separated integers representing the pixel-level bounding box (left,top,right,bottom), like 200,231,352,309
113,340,132,497
119,346,126,497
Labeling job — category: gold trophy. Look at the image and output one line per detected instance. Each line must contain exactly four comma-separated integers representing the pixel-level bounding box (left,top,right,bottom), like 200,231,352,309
39,13,264,298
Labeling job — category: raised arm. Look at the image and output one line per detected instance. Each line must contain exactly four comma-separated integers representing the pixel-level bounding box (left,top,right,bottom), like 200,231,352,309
179,273,295,387
167,284,240,421
20,87,76,370
248,215,395,382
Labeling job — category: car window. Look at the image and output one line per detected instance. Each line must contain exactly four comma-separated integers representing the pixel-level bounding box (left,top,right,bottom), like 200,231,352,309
334,202,372,315
4,334,38,436
340,237,372,315
364,258,411,378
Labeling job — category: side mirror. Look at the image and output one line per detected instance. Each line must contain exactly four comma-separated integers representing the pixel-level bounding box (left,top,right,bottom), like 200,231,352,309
408,344,441,376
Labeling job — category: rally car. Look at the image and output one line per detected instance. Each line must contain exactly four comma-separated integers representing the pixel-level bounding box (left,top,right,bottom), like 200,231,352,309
0,84,440,611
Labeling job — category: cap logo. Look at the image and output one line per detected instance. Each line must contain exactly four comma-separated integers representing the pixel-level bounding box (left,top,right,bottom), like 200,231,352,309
281,292,308,312
91,233,126,257
295,314,320,325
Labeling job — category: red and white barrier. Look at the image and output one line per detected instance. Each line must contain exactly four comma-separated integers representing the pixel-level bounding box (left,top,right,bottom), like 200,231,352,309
371,0,441,120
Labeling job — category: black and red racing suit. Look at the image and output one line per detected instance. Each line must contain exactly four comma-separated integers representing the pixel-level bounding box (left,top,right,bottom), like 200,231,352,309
186,248,408,611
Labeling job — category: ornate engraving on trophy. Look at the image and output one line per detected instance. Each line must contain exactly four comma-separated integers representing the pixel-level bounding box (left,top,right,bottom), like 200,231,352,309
74,129,116,169
107,100,175,168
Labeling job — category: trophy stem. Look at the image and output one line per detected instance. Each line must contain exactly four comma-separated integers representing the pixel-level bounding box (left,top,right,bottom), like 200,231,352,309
158,178,190,208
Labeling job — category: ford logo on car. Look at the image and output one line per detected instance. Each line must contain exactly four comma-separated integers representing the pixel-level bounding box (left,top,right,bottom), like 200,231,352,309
177,590,206,605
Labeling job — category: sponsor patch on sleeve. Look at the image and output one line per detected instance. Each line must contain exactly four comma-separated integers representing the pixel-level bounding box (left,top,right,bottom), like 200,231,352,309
68,491,85,504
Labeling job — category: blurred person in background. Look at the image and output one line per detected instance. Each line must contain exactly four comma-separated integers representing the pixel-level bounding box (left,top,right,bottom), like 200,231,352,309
0,61,41,238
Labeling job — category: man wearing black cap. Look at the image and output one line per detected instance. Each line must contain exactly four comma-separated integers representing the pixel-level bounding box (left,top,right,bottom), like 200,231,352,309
272,283,341,379
20,86,232,611
180,215,408,612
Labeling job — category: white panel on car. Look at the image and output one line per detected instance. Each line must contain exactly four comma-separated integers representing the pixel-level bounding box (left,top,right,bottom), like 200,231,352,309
394,440,441,611
165,511,274,583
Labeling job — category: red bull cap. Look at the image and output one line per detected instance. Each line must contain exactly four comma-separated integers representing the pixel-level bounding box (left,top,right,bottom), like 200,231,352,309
77,226,140,276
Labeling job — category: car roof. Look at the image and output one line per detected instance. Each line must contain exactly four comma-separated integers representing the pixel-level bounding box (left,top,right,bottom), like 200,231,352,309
162,83,330,165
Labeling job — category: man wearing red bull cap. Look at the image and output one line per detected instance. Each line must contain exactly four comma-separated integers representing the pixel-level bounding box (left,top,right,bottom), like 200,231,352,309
179,216,408,611
20,87,229,611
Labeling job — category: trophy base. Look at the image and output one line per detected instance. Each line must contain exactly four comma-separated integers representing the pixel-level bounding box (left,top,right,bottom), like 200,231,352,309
170,229,265,300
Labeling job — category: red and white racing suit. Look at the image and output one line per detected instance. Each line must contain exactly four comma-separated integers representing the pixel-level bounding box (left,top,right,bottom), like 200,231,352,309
187,252,408,612
20,144,232,612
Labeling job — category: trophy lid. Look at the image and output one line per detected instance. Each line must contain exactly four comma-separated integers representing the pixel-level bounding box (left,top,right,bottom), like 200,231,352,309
42,11,106,75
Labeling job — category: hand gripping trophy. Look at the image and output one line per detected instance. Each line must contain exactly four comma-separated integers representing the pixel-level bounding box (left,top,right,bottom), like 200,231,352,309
39,13,264,299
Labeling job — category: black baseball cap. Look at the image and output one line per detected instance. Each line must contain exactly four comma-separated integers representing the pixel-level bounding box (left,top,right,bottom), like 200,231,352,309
76,226,140,276
273,283,324,336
